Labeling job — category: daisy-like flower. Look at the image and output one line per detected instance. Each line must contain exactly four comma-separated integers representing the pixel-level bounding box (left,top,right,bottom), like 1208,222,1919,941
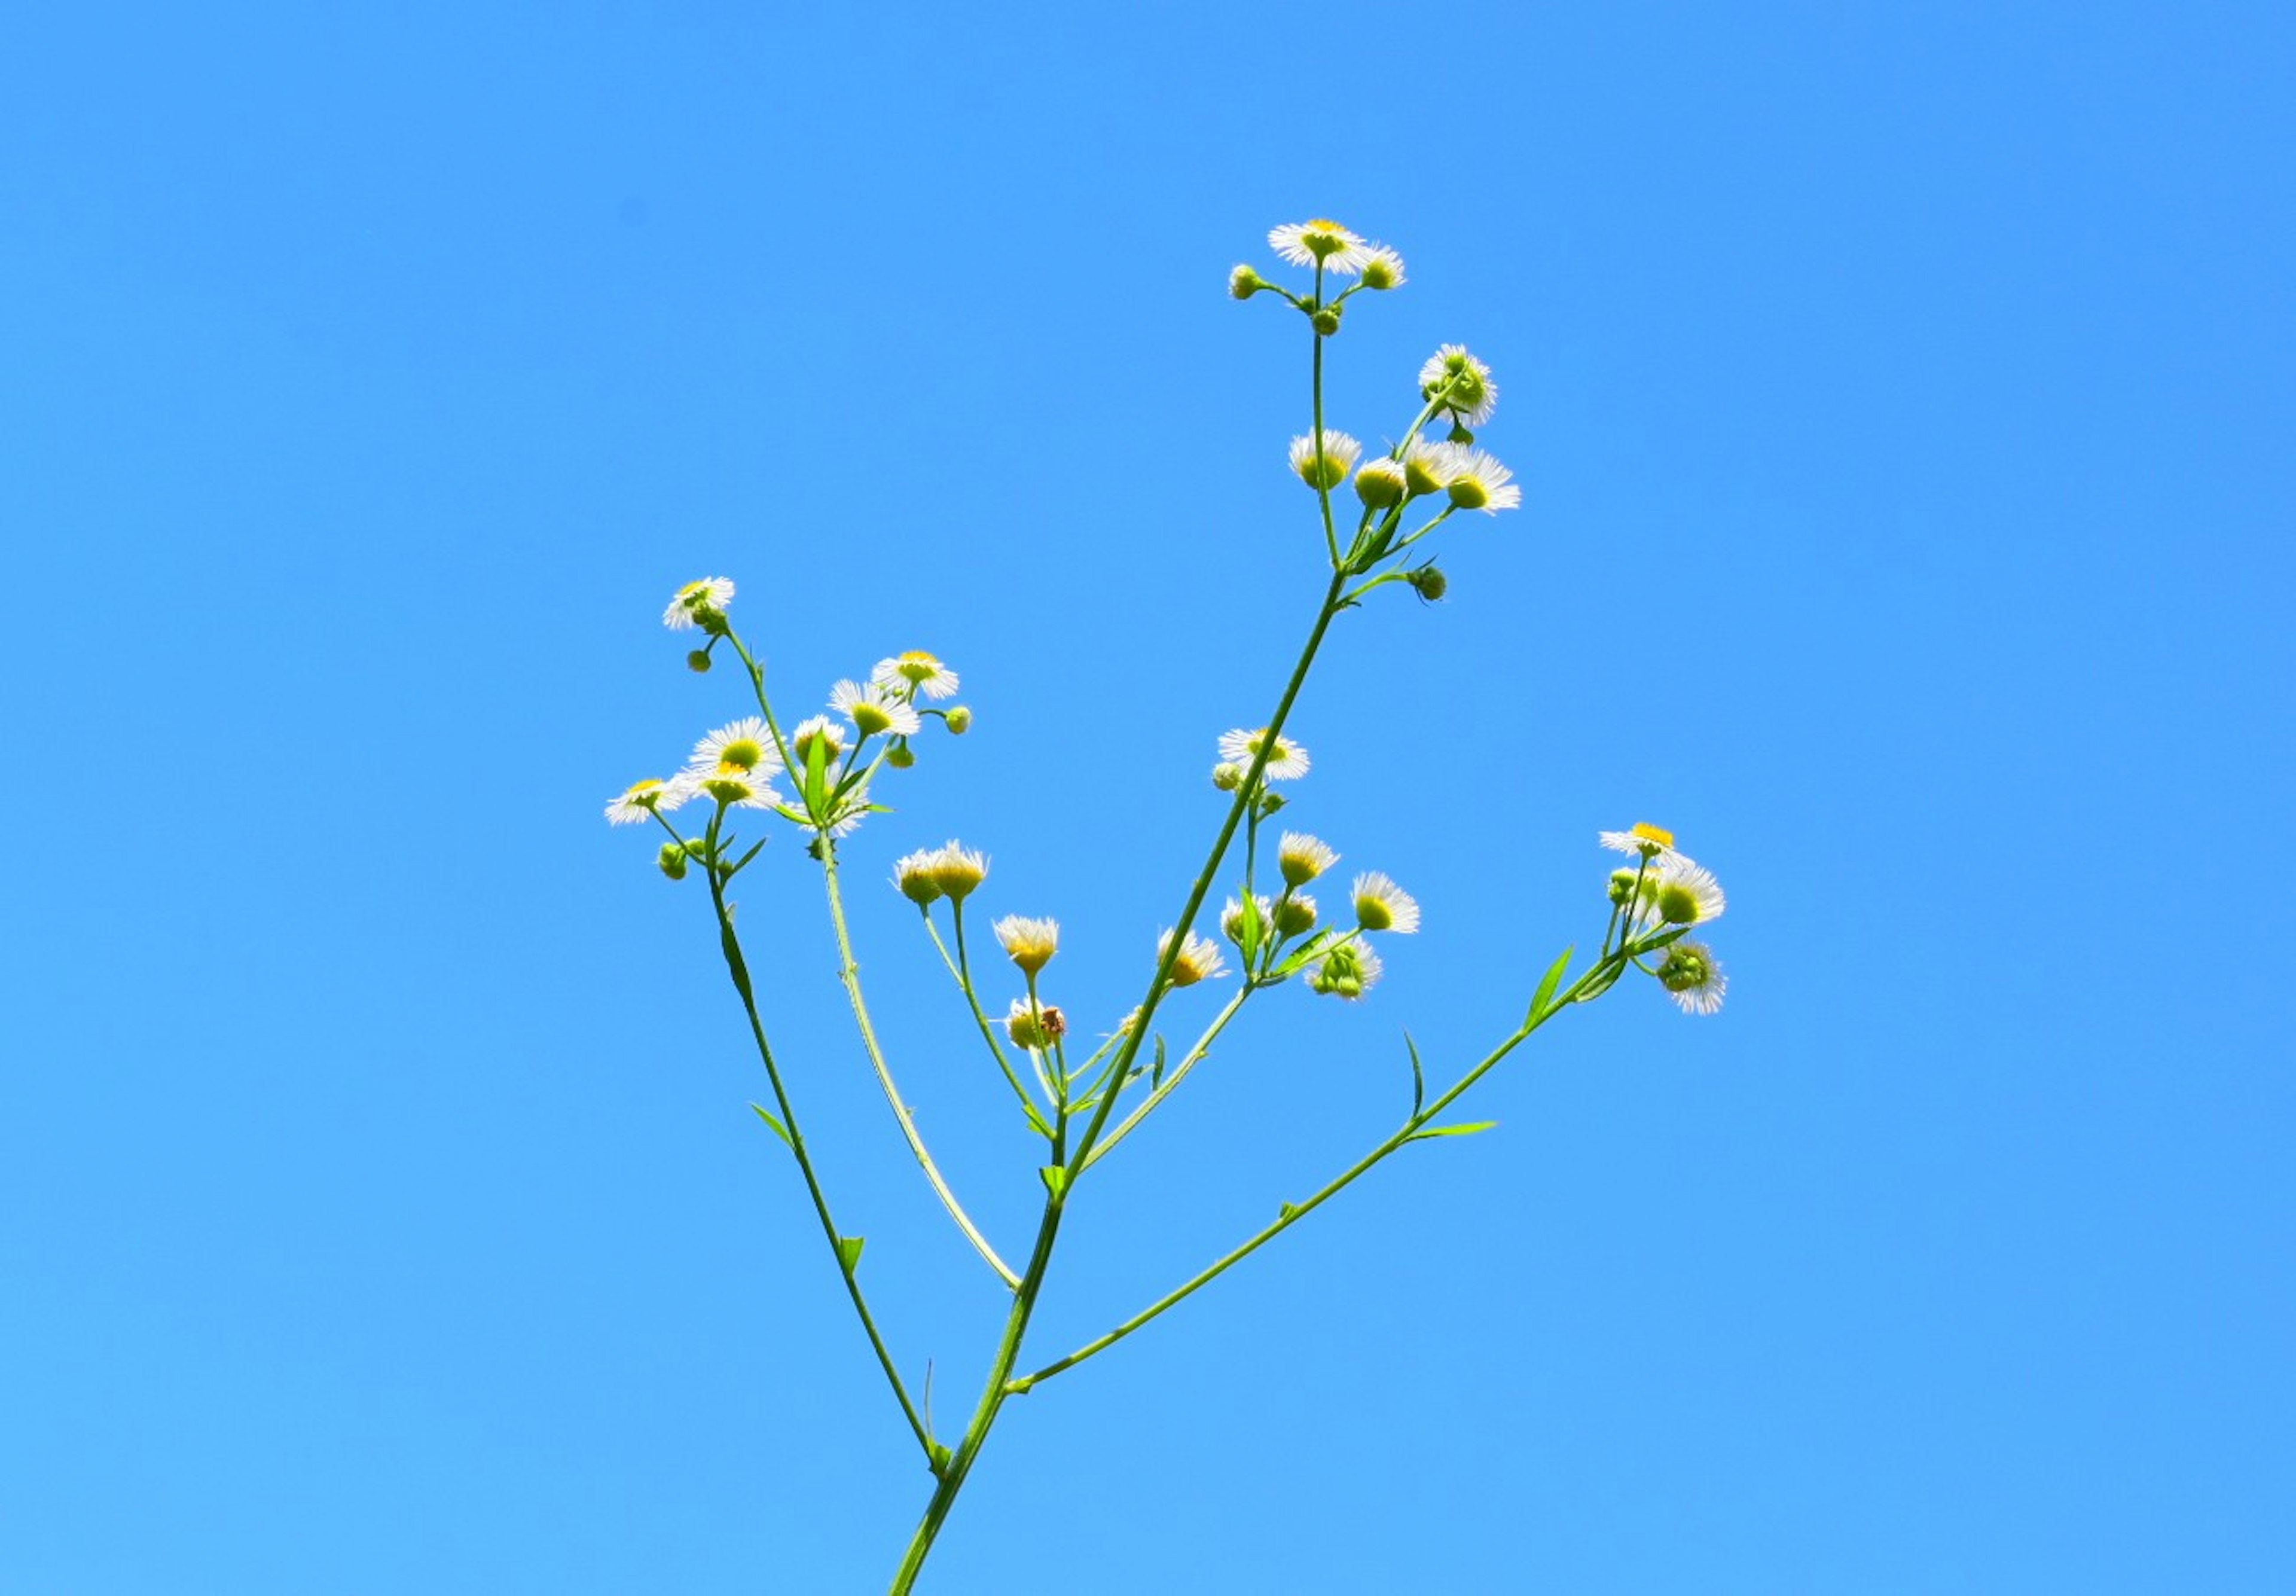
1351,871,1422,933
1274,893,1318,937
1430,444,1521,514
1308,939,1384,1000
685,716,786,782
1219,727,1311,781
1277,831,1339,887
1156,927,1229,987
1417,344,1498,428
1288,430,1363,491
829,679,922,738
872,651,961,701
1599,822,1678,861
604,777,688,826
926,841,988,901
1005,997,1065,1049
1657,941,1727,1015
1221,894,1277,947
789,715,846,767
1360,245,1406,291
692,767,779,811
994,915,1061,974
1268,219,1373,274
1353,456,1407,509
1401,438,1457,499
1651,857,1727,927
893,850,944,906
663,576,735,630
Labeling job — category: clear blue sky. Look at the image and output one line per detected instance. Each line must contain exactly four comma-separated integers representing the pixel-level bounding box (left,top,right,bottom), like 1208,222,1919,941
5,3,2292,1591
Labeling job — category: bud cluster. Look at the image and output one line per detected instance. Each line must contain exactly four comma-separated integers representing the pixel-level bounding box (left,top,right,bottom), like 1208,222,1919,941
1598,823,1730,1015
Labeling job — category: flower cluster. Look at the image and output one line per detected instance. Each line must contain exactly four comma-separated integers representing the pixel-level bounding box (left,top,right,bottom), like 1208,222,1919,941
1599,823,1730,1015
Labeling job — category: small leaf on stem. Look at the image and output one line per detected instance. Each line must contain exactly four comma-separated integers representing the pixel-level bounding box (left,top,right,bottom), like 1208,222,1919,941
1526,945,1573,1024
1409,1121,1499,1142
836,1235,866,1274
749,1103,793,1146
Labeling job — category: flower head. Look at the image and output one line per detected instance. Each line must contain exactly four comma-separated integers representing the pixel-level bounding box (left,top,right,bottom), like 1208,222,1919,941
1351,871,1421,933
1360,245,1406,291
685,717,786,782
1308,939,1384,1001
1289,430,1362,491
662,576,735,630
926,841,989,901
994,915,1061,975
1599,823,1678,861
831,679,922,738
1156,927,1229,987
1651,857,1727,927
1278,831,1339,887
1657,941,1727,1015
1219,727,1311,782
1229,264,1268,300
1005,997,1065,1049
604,777,689,826
692,767,779,811
789,715,847,767
1417,344,1498,428
894,850,944,906
1268,219,1373,274
1221,894,1276,947
1275,894,1318,937
1431,444,1521,514
873,651,961,701
1353,456,1408,508
1401,438,1457,499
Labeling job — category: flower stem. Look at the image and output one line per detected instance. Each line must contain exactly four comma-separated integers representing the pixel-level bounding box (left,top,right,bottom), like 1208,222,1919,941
820,847,1020,1289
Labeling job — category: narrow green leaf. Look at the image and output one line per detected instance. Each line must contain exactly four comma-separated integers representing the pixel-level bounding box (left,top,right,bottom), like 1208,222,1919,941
836,1235,866,1274
1238,891,1264,966
1404,1030,1426,1119
749,1103,792,1146
802,736,829,813
928,1441,954,1478
1409,1120,1499,1142
730,838,767,875
1635,924,1691,954
1039,1165,1069,1198
1150,1034,1167,1090
1526,945,1574,1024
1574,962,1625,1003
1271,929,1336,979
1278,1201,1300,1221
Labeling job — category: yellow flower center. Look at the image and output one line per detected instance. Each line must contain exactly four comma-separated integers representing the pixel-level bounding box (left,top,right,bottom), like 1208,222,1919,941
1631,822,1674,848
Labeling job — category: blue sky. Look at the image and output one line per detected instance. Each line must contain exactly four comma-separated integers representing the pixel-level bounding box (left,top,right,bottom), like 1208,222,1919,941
5,2,2292,1591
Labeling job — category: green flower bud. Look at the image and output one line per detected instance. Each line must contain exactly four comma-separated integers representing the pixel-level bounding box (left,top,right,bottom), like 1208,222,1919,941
945,705,973,734
658,843,689,881
1256,788,1287,817
886,741,915,769
1229,264,1266,300
686,649,713,673
1607,868,1641,907
1212,762,1245,792
1311,304,1344,337
1274,896,1317,937
1446,421,1475,445
1406,564,1448,602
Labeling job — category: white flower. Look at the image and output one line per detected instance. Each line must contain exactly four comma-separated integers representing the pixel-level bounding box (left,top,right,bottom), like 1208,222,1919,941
1401,438,1457,499
1221,894,1277,947
1277,831,1339,886
1599,823,1678,861
1360,245,1406,290
830,679,921,737
926,841,989,901
1289,430,1363,490
789,715,847,767
872,651,961,701
1430,444,1521,513
691,767,780,811
1417,344,1498,427
1651,857,1726,927
894,850,944,905
1351,871,1421,933
1156,927,1229,987
685,716,785,780
1004,997,1065,1049
663,576,735,630
1268,218,1373,274
604,777,688,826
1657,941,1727,1015
994,915,1061,974
1218,727,1311,781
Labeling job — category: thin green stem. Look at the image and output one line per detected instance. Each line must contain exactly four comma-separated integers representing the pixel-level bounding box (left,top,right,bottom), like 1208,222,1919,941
1009,950,1628,1393
703,859,932,1461
819,847,1020,1288
923,911,1049,1136
1080,983,1254,1170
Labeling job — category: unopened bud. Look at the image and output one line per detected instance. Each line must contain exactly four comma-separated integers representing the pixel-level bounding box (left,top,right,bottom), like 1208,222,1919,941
945,705,973,734
1608,869,1641,907
686,649,713,673
1229,264,1266,300
1212,762,1245,792
1274,896,1317,936
1446,422,1474,445
1406,564,1448,602
886,741,915,769
658,843,689,881
1311,304,1344,337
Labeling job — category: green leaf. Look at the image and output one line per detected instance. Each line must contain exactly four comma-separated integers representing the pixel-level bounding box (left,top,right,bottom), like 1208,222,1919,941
1150,1034,1167,1091
1404,1030,1425,1119
802,736,829,813
1526,945,1574,1024
836,1235,866,1274
1409,1120,1499,1142
1039,1165,1068,1198
1574,962,1625,1003
1635,924,1691,954
928,1441,954,1478
1271,929,1336,979
1278,1201,1300,1221
1238,891,1264,966
749,1103,792,1146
